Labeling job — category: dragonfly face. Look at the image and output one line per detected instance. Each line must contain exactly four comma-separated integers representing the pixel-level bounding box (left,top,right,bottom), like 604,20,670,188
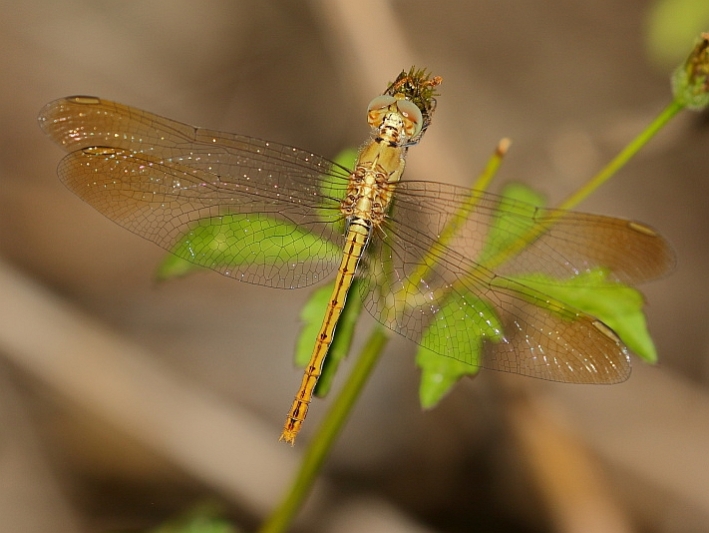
38,68,674,445
366,94,424,143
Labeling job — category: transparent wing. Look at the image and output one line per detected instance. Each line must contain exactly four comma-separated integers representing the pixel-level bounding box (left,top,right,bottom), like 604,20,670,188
40,97,676,383
39,97,350,288
358,180,674,383
390,181,674,284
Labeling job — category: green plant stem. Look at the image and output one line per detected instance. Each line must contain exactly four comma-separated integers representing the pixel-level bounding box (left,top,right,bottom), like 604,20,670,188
479,99,684,273
557,99,684,211
397,139,510,303
259,326,389,533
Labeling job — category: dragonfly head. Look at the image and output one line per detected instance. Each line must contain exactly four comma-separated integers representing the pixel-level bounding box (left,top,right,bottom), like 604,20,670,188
367,95,423,145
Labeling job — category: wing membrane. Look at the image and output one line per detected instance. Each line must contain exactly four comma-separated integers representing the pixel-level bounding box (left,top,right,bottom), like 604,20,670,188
41,97,350,288
391,181,674,284
41,96,674,382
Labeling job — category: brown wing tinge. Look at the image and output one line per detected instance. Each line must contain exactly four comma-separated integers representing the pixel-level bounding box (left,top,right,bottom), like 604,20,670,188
481,278,630,384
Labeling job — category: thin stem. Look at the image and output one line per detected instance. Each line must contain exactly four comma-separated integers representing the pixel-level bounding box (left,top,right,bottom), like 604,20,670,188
397,138,511,301
480,99,685,272
259,326,389,533
557,99,684,211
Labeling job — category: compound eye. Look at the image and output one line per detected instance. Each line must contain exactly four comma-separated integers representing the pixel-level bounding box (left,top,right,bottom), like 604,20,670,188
396,99,423,137
366,95,397,127
367,95,396,113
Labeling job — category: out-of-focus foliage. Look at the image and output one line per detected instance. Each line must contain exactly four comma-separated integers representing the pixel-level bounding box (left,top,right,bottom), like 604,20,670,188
646,0,709,68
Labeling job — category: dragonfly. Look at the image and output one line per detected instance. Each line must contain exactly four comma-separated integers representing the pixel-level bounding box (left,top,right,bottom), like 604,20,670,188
39,68,674,444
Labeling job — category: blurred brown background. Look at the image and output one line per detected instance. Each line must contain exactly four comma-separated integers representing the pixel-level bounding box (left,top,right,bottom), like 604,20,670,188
1,1,708,532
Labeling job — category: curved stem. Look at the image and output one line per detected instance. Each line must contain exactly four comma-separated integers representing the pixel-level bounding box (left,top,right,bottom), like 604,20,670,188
557,99,684,211
478,99,685,273
259,326,389,533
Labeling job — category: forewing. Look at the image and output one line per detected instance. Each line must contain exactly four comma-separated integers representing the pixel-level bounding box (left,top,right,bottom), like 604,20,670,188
40,97,350,288
392,181,674,284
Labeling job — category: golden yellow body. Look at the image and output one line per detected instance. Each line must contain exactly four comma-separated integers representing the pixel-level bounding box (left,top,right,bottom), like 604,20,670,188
279,102,414,444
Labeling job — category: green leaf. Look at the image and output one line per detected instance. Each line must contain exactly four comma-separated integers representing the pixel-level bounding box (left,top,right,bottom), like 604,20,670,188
295,279,364,398
511,268,657,363
479,184,657,362
295,282,334,368
155,213,339,280
157,251,204,280
333,148,359,172
157,149,358,281
416,291,503,409
416,183,544,409
147,502,238,533
476,182,547,265
499,181,547,205
646,0,709,68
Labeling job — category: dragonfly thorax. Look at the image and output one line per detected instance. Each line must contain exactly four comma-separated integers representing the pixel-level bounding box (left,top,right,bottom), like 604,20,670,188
341,134,406,227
